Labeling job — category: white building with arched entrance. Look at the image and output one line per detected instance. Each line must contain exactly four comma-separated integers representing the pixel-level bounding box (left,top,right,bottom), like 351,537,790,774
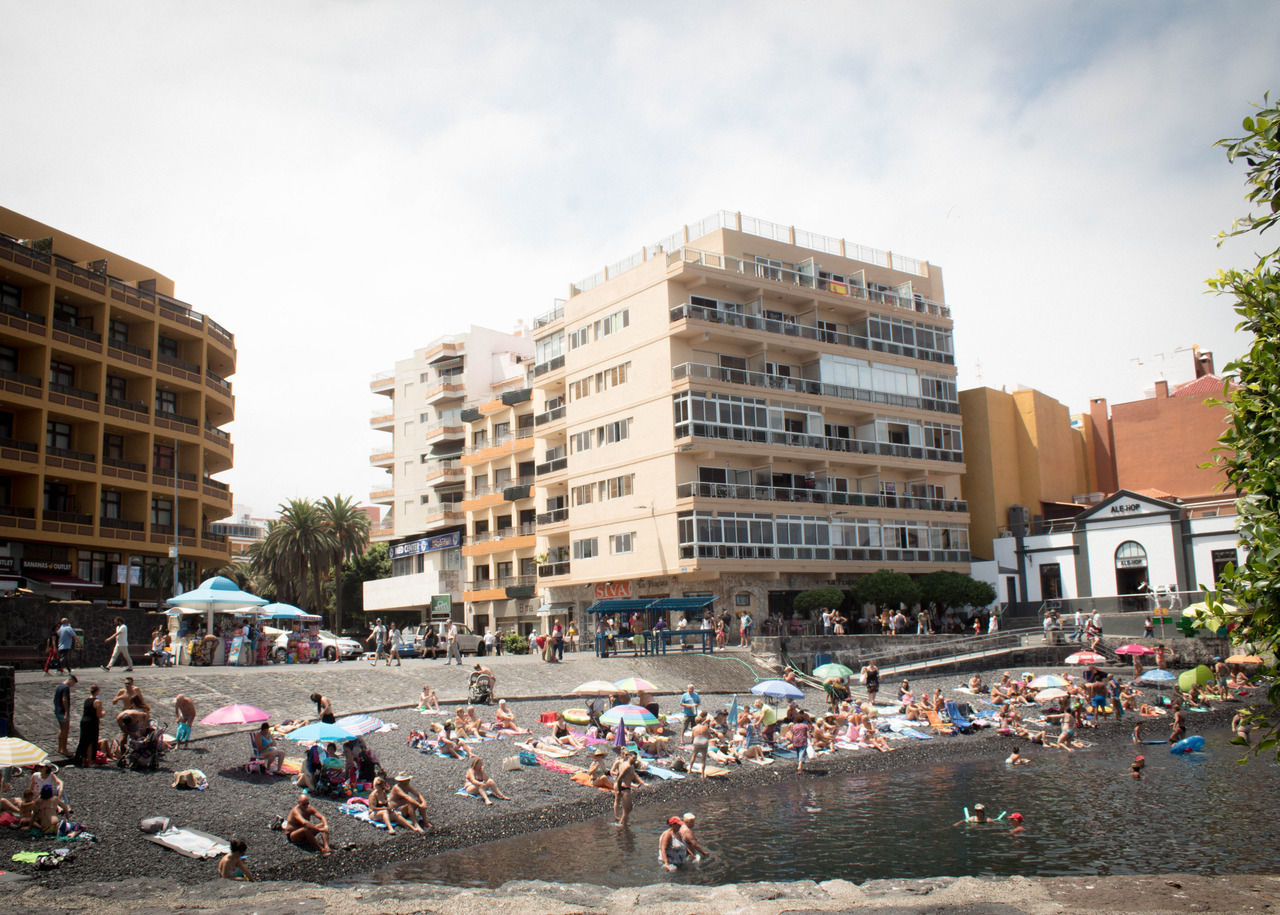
984,490,1240,614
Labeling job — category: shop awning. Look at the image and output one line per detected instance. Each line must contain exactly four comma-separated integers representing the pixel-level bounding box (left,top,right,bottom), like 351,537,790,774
24,572,103,589
586,596,714,615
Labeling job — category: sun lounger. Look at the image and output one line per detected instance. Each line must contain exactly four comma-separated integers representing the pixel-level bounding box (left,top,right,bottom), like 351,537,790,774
145,826,230,859
926,708,956,735
944,701,974,734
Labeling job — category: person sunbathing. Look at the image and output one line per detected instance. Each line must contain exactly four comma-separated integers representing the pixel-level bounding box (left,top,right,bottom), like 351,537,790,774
285,793,331,856
252,723,286,775
932,689,947,713
389,773,430,829
812,716,837,750
367,775,422,834
730,726,766,760
634,726,670,756
574,748,616,788
462,757,510,804
418,685,440,711
494,699,521,731
968,674,985,692
0,788,35,827
453,709,481,740
434,722,471,759
549,713,586,750
860,723,891,752
28,764,63,799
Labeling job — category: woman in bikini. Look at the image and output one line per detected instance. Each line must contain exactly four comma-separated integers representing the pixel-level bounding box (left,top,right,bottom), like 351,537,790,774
368,775,422,834
689,713,712,777
463,756,510,805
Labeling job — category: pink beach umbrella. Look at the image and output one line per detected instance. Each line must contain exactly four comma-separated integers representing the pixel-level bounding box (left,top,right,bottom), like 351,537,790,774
1114,644,1156,656
200,704,270,726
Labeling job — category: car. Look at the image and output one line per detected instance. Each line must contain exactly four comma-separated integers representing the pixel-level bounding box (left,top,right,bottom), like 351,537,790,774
263,626,363,662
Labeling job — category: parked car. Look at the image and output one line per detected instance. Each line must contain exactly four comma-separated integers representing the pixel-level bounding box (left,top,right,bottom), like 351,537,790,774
263,626,363,662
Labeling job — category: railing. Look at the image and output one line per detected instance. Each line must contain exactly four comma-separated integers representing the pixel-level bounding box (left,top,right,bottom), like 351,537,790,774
673,361,958,414
0,436,38,453
206,318,234,347
0,367,42,387
422,421,464,437
158,353,201,374
532,301,565,328
0,233,51,266
108,339,151,359
493,574,536,590
532,354,565,377
675,481,967,512
156,409,199,427
105,394,148,413
678,543,969,563
154,469,198,483
675,420,964,464
204,423,230,442
46,446,95,462
49,381,98,401
0,301,46,325
51,318,101,343
205,370,231,392
536,507,569,524
370,370,395,387
44,509,93,525
470,522,539,544
202,477,230,492
100,517,144,531
670,302,955,367
535,456,568,476
534,404,566,426
103,456,146,472
537,561,571,578
665,243,947,316
202,529,227,543
0,504,36,519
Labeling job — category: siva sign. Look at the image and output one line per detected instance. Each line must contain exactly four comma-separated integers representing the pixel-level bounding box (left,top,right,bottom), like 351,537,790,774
1109,502,1142,515
594,581,632,600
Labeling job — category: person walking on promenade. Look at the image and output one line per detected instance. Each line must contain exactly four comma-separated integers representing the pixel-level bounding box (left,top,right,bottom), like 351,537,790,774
444,620,462,665
101,616,133,672
388,623,403,666
53,674,76,756
41,625,64,675
1071,609,1083,642
366,618,388,666
56,618,77,673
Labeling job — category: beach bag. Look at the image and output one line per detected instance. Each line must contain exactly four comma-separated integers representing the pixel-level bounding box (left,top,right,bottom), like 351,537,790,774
859,669,868,685
501,755,522,771
138,816,172,834
518,750,537,766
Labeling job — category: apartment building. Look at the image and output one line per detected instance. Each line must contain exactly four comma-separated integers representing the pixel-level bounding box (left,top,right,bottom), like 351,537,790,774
0,207,235,602
528,211,970,630
364,327,532,620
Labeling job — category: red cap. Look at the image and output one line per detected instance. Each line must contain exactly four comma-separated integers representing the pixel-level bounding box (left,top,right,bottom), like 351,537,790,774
1009,812,1023,821
668,816,683,826
1135,755,1145,762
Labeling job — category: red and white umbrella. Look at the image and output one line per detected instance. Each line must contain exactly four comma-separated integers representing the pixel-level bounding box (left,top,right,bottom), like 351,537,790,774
1065,651,1105,665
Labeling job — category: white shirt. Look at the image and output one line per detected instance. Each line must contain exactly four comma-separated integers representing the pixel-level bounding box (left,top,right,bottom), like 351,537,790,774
446,623,457,643
115,623,128,645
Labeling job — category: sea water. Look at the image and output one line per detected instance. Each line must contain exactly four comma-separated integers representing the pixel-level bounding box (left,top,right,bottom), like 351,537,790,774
354,730,1280,887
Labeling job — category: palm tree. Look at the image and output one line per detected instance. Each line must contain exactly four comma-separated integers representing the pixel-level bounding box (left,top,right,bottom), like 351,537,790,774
320,494,371,635
262,499,340,615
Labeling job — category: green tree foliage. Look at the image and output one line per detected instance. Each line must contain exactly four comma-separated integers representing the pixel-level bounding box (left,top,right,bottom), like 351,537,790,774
792,586,845,615
1206,94,1280,756
852,569,921,612
331,542,390,619
918,571,975,610
248,499,340,617
319,494,371,634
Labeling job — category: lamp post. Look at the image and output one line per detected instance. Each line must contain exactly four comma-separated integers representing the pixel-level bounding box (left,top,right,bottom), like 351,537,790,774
171,437,180,598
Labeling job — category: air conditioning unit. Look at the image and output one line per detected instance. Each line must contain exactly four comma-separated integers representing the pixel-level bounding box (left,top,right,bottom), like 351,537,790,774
1008,505,1030,536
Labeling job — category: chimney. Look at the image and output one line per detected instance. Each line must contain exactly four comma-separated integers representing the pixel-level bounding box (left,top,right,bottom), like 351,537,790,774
1195,351,1214,378
1155,380,1169,398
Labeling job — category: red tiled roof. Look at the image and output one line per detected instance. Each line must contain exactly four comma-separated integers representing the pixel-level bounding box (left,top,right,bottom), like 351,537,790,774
1172,374,1228,399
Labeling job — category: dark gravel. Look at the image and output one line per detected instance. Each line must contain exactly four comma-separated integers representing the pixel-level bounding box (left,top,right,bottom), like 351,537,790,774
0,672,1244,889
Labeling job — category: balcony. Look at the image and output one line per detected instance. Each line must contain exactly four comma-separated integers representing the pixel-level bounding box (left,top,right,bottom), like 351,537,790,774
535,455,567,476
157,295,204,331
532,302,564,329
369,488,394,502
672,362,958,415
48,382,100,411
107,339,152,369
0,234,51,273
0,300,46,334
207,318,234,350
44,509,93,526
424,382,465,404
105,394,148,415
369,449,394,467
536,507,568,525
370,371,394,394
675,481,967,513
45,447,96,472
155,409,199,431
468,522,538,545
100,517,145,532
157,352,201,382
501,388,533,406
674,419,963,464
204,423,231,449
103,456,147,472
0,435,39,462
423,421,464,441
205,370,232,395
532,354,565,377
51,318,102,346
537,561,571,578
534,404,566,426
0,367,42,399
670,302,956,367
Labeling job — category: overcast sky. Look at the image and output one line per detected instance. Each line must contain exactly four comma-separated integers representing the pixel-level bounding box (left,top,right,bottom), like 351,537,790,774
3,2,1276,517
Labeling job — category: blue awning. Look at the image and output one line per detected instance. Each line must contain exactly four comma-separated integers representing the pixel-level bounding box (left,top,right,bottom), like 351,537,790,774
651,596,714,613
586,599,658,615
586,596,715,615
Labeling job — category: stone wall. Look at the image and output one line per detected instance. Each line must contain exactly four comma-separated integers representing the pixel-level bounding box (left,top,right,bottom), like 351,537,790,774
0,666,13,737
0,598,159,668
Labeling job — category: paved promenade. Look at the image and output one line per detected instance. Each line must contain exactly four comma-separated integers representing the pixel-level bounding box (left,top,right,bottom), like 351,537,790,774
12,645,771,749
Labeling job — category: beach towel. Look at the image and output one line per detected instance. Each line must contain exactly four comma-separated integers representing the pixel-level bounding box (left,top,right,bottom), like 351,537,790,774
515,740,575,759
456,787,510,800
278,757,302,776
638,764,686,781
899,727,934,740
535,757,579,775
338,800,388,830
146,826,230,859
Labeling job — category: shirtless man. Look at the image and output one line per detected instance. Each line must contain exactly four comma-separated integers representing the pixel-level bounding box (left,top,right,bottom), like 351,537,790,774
112,676,145,711
389,773,430,829
285,793,331,856
1169,707,1187,744
32,786,72,835
173,694,196,748
612,751,642,828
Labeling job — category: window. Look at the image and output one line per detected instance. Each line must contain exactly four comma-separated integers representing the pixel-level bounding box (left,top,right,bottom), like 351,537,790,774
517,412,534,431
46,421,71,452
1211,548,1238,584
0,282,21,312
0,344,17,373
610,532,634,554
571,483,594,506
103,433,124,461
535,332,564,364
570,430,592,453
520,557,537,576
597,474,634,500
43,481,71,512
420,413,431,424
472,430,487,449
49,360,75,388
106,375,128,401
151,497,173,528
598,361,630,390
754,257,783,281
156,389,177,415
597,418,631,446
572,537,598,560
101,489,122,520
735,593,752,606
567,325,591,350
495,560,513,579
593,308,629,340
158,336,179,358
153,443,174,474
493,468,512,487
493,421,510,443
53,302,80,324
108,319,129,348
473,519,489,535
420,372,431,384
568,377,591,401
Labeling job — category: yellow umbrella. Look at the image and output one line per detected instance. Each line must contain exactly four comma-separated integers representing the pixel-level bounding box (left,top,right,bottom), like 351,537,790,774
0,737,48,767
1225,654,1262,665
571,680,621,696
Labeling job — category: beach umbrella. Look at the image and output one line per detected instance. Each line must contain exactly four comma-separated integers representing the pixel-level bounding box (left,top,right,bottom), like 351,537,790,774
1225,654,1262,665
599,705,660,727
751,679,804,700
613,720,627,748
1027,675,1068,689
286,721,357,744
572,680,621,696
200,704,269,726
1177,665,1214,692
613,677,657,693
1115,644,1155,656
1035,687,1069,702
260,602,322,622
167,575,268,633
813,663,854,680
727,696,740,727
1065,651,1106,665
1136,669,1177,690
334,714,384,736
0,737,48,767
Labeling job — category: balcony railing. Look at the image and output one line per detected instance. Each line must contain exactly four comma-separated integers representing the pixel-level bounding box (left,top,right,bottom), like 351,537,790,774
108,339,151,359
671,302,957,367
534,404,565,426
0,504,36,519
205,370,231,393
158,352,201,374
100,517,144,531
204,423,230,442
202,476,230,492
532,302,565,328
49,381,99,402
105,395,148,413
536,507,568,524
535,456,567,476
532,354,565,377
103,456,146,472
673,362,957,414
51,318,102,343
0,301,46,326
674,420,963,464
0,436,38,453
469,522,538,544
46,446,96,462
0,367,42,388
537,561,571,578
44,509,93,525
675,481,967,512
155,409,199,427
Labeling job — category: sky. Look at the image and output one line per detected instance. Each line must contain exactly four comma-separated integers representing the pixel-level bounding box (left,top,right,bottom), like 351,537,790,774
3,2,1277,517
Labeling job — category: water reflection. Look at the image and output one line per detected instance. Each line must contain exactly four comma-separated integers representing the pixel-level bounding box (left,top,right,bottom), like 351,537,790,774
355,732,1280,888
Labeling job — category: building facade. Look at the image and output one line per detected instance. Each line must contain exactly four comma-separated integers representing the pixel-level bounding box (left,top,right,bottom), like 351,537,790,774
528,211,970,632
0,207,235,603
364,327,532,620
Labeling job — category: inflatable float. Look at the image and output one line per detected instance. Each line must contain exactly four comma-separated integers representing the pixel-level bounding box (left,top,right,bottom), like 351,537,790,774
1170,734,1205,755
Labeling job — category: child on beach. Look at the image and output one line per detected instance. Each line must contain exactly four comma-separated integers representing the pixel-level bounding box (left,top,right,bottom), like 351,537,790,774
218,838,254,880
418,685,440,712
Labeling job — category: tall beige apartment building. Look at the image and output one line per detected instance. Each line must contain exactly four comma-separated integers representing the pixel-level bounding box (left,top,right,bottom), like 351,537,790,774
527,211,969,629
365,327,531,619
0,207,235,603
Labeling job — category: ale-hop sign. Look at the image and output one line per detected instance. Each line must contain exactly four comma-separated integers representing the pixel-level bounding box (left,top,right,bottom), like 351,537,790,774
594,581,632,600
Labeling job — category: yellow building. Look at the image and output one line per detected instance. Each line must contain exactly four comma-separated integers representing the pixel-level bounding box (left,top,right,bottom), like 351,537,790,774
0,207,234,603
958,386,1092,561
529,211,970,626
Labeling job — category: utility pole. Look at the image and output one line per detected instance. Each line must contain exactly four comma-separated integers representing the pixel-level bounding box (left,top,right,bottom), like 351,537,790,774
171,437,180,597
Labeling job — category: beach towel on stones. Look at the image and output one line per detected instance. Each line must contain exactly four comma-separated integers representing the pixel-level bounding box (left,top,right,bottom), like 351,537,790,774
638,764,686,781
145,826,230,859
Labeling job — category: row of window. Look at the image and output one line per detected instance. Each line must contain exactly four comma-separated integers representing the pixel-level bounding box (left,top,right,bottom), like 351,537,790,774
570,473,635,506
0,348,202,405
34,479,179,526
571,531,635,559
568,360,631,401
2,284,203,356
676,510,969,551
568,308,631,351
569,418,632,454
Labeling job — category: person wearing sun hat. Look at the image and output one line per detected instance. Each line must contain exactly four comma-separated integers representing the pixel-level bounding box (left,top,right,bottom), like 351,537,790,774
659,816,688,870
389,772,430,831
